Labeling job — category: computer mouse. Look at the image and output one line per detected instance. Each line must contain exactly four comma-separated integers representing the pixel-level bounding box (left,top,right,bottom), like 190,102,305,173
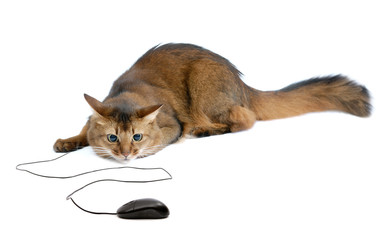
117,198,170,219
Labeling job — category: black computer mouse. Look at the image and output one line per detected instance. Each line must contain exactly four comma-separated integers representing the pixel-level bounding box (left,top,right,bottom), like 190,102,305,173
117,198,170,219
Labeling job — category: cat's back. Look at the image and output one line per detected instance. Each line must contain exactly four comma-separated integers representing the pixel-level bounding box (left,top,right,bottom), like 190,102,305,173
136,43,209,64
114,43,240,86
107,43,243,110
108,44,200,97
135,43,225,65
131,43,239,79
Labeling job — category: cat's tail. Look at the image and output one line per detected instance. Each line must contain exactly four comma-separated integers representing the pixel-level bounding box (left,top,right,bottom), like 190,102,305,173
248,75,372,121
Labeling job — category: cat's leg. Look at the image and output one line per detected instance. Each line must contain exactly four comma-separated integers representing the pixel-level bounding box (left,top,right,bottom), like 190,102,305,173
157,115,183,145
189,106,256,137
186,59,256,137
189,124,230,137
53,121,89,152
228,106,256,132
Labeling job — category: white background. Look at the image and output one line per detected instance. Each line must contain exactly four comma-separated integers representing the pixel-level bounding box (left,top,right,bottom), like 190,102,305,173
1,0,381,239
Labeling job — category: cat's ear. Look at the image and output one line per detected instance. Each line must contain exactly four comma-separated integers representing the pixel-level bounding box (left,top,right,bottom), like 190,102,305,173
84,94,107,116
137,104,163,122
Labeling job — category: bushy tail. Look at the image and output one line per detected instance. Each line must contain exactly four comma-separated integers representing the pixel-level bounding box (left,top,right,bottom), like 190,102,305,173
250,75,371,121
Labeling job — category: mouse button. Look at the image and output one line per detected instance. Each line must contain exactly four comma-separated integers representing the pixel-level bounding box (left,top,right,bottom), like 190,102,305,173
116,200,136,214
133,198,160,209
135,198,170,218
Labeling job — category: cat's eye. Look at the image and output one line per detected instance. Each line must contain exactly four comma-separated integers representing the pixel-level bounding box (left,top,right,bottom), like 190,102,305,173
107,134,118,143
132,133,143,142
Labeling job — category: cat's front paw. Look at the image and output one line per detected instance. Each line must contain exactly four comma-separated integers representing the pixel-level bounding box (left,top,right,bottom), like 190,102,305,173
53,138,86,152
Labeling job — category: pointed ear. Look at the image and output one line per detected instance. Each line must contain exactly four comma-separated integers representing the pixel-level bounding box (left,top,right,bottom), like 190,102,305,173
137,104,163,122
84,94,107,116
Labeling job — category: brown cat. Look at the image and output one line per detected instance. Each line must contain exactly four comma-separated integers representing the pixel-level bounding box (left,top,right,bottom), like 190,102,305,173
54,43,371,161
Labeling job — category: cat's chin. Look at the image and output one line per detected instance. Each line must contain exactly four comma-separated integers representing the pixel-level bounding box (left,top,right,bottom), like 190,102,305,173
111,154,139,162
90,146,137,162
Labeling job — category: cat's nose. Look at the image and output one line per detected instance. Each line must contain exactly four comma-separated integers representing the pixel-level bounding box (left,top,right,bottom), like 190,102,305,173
122,151,130,157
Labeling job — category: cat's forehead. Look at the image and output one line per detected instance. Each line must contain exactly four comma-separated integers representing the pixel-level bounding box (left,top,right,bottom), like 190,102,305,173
110,110,132,123
91,111,144,132
110,111,146,131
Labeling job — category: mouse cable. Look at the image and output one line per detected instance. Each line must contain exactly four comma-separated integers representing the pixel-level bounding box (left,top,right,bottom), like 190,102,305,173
16,152,172,180
16,152,173,215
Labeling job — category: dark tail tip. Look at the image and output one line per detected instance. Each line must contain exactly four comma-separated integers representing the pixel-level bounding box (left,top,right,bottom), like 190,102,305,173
281,75,372,117
335,76,372,117
356,84,372,117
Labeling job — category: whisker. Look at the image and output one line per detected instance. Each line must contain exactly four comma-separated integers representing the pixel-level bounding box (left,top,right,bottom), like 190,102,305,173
97,153,116,161
142,145,166,151
147,144,167,148
93,148,113,157
95,152,111,157
93,151,111,156
91,147,111,151
139,150,159,157
136,144,168,158
141,149,159,154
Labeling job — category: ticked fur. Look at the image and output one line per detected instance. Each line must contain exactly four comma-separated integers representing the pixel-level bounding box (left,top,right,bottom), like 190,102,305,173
54,43,371,161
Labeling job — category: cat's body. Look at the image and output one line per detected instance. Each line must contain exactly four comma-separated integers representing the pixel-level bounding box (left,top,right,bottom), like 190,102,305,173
54,43,371,161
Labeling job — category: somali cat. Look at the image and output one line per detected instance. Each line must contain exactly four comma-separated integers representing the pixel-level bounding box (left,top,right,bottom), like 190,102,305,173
54,43,371,161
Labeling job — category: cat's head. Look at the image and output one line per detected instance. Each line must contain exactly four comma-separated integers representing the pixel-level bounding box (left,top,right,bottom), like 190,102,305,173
84,94,164,161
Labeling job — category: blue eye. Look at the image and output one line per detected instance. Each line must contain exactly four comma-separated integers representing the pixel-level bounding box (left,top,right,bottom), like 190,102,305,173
132,133,143,142
107,134,118,142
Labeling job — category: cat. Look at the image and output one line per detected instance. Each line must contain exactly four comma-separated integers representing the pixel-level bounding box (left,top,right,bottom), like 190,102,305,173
54,43,371,161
